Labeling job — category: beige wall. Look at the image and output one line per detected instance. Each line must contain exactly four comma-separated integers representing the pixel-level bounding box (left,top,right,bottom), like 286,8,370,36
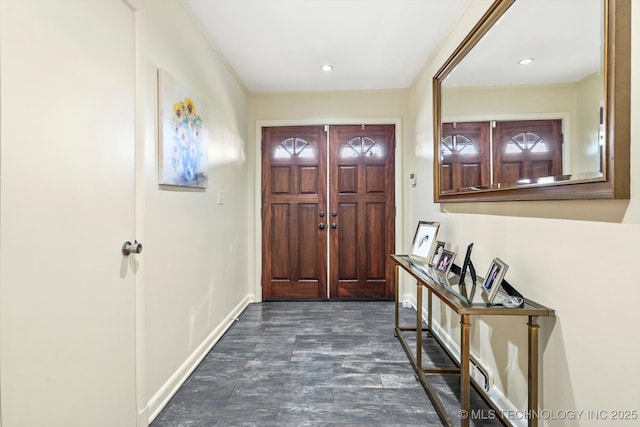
576,73,603,174
407,0,640,425
131,0,250,422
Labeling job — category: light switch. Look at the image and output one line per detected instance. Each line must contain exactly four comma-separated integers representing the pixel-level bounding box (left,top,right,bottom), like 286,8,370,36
217,190,224,205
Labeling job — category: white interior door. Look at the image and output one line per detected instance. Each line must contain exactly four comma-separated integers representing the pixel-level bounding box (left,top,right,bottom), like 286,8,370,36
0,1,137,426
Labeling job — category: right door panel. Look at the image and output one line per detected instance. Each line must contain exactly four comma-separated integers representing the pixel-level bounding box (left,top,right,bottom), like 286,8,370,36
329,125,395,300
493,119,563,185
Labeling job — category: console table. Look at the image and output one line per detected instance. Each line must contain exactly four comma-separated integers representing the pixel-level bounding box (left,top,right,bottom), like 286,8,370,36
391,254,554,427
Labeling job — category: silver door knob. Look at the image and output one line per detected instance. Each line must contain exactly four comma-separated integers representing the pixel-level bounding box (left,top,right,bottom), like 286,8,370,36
122,240,142,256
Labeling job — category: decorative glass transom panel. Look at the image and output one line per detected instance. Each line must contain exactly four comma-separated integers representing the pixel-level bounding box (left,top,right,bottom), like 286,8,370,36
274,138,314,159
441,134,479,156
340,136,382,158
505,132,550,154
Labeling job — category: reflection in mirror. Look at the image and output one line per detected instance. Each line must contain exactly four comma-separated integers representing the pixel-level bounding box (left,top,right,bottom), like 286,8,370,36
433,0,630,202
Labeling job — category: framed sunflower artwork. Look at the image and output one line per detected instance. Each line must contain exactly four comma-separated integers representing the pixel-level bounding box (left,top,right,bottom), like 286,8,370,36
158,68,209,188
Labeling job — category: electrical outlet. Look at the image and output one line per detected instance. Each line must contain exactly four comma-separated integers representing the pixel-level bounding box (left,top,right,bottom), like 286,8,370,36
217,190,224,205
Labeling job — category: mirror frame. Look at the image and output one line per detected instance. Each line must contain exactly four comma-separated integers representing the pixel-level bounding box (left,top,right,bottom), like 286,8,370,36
433,0,630,202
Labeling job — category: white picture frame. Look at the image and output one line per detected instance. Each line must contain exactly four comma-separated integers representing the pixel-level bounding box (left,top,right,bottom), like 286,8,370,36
158,68,209,188
408,221,440,265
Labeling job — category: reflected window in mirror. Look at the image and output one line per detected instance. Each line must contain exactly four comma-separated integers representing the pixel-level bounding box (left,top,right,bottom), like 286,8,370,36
494,119,563,186
441,122,490,191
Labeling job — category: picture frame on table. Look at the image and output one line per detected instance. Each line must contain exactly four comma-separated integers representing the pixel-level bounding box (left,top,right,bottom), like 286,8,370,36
434,249,456,276
481,258,509,303
408,221,440,265
429,241,447,267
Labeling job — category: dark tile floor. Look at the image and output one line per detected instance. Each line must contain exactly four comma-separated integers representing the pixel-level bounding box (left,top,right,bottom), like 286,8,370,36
151,301,501,426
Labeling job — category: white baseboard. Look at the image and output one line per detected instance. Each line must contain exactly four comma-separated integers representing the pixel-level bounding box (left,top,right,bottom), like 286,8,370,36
137,407,149,427
399,293,524,427
146,295,252,423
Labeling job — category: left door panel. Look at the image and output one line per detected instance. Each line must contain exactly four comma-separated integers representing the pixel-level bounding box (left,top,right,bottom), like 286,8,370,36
262,126,328,299
0,1,137,426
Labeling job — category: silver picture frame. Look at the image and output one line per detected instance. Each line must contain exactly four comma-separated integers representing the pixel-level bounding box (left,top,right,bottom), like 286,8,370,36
408,221,440,266
429,240,447,267
481,258,509,303
434,248,456,276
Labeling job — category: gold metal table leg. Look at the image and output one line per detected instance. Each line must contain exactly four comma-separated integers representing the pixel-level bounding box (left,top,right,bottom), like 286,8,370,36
460,314,471,427
427,289,433,335
416,280,422,370
528,316,540,427
394,264,399,330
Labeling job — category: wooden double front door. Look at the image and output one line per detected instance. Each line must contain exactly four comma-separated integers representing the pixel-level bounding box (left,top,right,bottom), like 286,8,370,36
262,125,395,300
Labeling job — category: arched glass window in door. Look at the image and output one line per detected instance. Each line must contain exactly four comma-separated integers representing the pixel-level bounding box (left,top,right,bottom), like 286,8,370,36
274,137,314,159
441,134,479,156
504,132,550,154
340,136,382,158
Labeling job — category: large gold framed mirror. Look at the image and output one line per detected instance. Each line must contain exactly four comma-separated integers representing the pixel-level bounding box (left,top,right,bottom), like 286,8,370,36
433,0,630,202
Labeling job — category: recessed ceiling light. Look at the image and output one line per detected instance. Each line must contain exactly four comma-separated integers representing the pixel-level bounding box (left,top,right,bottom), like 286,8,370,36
321,64,333,71
519,58,534,65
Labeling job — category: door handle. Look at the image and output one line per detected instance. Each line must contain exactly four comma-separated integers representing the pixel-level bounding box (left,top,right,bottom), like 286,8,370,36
319,223,326,230
122,240,142,256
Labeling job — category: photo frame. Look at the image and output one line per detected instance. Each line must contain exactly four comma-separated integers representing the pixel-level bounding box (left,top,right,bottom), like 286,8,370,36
457,243,476,286
481,258,509,303
158,68,209,188
429,241,447,267
408,221,440,265
434,249,456,276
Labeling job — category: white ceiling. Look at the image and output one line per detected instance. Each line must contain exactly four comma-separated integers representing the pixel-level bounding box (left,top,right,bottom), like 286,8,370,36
182,0,469,93
443,0,601,88
182,0,601,93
